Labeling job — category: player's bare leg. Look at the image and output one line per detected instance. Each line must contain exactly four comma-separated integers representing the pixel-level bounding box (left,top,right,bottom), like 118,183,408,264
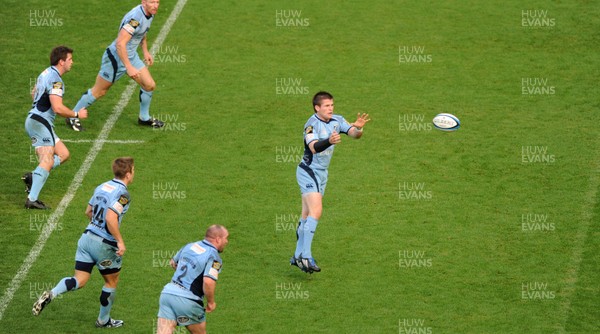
303,192,322,220
186,322,207,334
156,318,177,334
90,75,114,100
133,66,156,92
35,146,56,171
73,270,91,288
53,140,70,165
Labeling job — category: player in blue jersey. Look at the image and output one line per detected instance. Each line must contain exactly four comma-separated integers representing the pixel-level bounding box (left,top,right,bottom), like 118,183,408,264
157,225,229,334
291,91,370,273
33,157,134,328
66,0,164,131
22,45,89,209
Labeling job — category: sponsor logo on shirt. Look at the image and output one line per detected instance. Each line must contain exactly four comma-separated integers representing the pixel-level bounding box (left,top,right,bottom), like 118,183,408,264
191,243,206,254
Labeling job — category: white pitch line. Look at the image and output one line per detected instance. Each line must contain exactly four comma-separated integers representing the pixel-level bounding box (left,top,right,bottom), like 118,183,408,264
61,139,146,144
0,0,188,322
557,159,599,333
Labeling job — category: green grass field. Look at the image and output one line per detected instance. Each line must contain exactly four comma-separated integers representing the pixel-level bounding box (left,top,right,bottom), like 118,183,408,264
1,1,598,333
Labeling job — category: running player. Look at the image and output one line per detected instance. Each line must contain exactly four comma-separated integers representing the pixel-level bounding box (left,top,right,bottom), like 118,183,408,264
66,0,164,131
23,45,88,209
32,157,134,328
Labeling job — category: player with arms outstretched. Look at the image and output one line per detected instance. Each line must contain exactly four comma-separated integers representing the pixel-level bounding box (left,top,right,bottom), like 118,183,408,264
291,91,370,273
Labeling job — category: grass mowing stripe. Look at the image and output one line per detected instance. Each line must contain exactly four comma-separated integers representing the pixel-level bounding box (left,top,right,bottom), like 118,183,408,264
0,0,188,322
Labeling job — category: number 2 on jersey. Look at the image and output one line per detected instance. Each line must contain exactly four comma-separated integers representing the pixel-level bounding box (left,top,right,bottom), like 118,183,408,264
176,264,188,283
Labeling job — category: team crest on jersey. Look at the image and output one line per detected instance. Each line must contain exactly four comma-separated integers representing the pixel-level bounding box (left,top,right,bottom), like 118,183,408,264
31,137,37,145
50,82,63,95
123,19,140,34
305,126,313,134
333,124,339,132
212,261,222,270
118,195,129,205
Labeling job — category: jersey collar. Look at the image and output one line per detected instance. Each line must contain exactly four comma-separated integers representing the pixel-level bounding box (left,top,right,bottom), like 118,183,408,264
50,66,61,77
313,114,333,124
201,240,217,251
112,179,127,188
139,5,153,19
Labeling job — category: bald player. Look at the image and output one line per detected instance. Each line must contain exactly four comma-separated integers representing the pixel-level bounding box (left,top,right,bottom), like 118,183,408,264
157,225,229,334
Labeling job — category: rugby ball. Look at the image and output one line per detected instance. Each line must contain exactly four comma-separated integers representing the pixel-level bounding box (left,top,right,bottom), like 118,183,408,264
432,113,460,131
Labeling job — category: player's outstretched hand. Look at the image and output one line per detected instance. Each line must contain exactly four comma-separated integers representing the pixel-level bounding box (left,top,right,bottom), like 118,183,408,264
78,108,89,119
353,113,371,128
329,131,341,144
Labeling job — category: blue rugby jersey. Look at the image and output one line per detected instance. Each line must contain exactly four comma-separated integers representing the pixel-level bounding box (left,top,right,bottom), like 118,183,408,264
86,179,131,242
107,5,154,59
160,240,223,302
29,66,64,124
300,114,353,170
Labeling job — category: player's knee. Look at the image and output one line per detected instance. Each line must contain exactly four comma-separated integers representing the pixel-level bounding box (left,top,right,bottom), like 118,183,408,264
144,81,156,92
92,87,108,99
61,150,70,163
310,208,322,220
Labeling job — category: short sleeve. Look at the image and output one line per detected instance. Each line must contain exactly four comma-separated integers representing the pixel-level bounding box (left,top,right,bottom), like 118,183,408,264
336,115,353,134
204,257,222,281
121,10,144,35
304,121,317,145
49,80,64,97
109,191,130,216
